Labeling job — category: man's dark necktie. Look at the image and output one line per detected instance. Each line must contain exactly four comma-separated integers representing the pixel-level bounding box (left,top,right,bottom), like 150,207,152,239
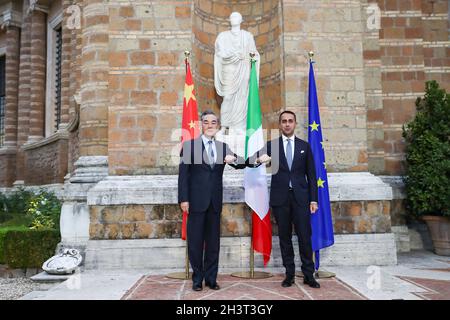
208,140,215,169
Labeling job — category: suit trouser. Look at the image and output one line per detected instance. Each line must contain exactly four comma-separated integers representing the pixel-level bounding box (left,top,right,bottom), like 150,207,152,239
272,190,315,280
187,202,221,286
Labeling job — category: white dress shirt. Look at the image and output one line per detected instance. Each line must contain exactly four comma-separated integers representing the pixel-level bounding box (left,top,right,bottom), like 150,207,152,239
202,134,217,163
282,134,295,160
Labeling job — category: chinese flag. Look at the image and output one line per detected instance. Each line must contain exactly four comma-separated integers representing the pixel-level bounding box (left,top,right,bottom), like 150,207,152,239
181,60,200,240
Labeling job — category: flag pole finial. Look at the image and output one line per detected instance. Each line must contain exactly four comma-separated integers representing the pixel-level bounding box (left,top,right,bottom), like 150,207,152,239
184,50,190,63
308,51,314,63
184,50,190,70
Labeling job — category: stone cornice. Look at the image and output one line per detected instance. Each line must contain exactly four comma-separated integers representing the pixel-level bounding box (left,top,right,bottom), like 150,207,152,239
0,146,17,155
22,130,69,151
0,8,22,29
87,172,394,206
27,0,49,15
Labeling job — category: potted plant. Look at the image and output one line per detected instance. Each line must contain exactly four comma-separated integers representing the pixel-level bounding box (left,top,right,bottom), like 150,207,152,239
402,80,450,256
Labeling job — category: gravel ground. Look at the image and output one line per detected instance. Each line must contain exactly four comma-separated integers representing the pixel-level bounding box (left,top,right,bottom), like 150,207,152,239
0,278,54,300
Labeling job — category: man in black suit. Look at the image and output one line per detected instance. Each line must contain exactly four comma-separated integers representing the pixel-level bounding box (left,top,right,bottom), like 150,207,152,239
257,110,320,288
178,110,253,292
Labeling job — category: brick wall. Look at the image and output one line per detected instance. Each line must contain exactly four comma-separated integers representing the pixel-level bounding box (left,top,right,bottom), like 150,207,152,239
68,0,83,174
364,1,384,173
23,138,68,185
16,4,32,183
378,0,449,175
89,199,391,239
4,26,20,149
0,0,82,186
28,10,46,140
108,1,190,175
79,0,108,157
193,0,282,131
0,24,21,187
0,0,448,187
0,152,16,187
283,0,369,172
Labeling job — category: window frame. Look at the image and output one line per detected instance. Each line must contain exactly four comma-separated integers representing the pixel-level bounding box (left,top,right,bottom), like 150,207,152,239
0,54,6,148
45,11,63,137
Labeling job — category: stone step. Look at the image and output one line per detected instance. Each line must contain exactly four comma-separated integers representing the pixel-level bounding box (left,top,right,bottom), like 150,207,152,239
83,233,397,270
30,271,77,283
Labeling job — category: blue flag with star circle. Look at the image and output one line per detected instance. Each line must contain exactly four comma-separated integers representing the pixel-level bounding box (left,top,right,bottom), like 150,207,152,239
308,60,334,270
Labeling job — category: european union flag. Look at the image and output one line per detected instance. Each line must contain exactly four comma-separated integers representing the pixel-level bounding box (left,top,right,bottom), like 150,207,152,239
308,60,334,270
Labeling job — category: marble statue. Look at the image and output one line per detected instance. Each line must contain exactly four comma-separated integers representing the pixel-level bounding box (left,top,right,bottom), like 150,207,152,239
214,11,260,133
214,12,260,157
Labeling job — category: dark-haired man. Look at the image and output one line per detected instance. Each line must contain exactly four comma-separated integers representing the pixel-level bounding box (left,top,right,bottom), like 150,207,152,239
257,110,320,288
178,110,257,292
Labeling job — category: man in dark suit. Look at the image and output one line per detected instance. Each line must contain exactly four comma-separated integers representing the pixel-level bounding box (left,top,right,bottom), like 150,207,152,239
256,110,320,288
178,110,253,292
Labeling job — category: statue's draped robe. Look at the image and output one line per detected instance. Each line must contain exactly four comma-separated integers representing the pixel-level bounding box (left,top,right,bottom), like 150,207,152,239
214,30,260,131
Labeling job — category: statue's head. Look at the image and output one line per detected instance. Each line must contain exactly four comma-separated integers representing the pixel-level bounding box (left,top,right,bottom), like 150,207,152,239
229,12,242,27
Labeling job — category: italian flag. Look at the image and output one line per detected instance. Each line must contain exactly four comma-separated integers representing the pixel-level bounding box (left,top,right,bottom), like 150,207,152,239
244,59,272,266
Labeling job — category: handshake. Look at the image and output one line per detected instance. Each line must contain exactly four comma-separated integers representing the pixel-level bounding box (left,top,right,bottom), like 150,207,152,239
224,155,237,164
223,154,271,165
256,154,271,164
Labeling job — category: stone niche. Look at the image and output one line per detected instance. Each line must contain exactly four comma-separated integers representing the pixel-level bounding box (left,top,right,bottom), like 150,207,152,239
192,0,283,130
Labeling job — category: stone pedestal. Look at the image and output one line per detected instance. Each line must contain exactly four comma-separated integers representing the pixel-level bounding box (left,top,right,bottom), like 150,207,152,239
58,156,108,257
82,171,398,269
84,233,397,270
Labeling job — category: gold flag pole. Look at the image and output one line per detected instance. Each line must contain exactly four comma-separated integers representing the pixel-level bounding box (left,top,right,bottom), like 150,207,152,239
231,207,272,279
166,230,192,280
231,52,272,279
296,51,335,280
166,50,193,280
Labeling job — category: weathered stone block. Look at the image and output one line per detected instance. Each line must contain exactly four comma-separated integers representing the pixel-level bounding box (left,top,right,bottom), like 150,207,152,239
123,205,146,222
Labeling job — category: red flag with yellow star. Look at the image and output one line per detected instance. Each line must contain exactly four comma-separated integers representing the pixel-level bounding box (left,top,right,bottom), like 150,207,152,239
181,59,199,240
181,60,200,145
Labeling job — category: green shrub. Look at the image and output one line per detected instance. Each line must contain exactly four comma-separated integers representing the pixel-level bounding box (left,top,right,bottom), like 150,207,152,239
3,229,60,268
0,188,62,230
27,190,62,230
0,188,62,268
0,226,30,264
0,187,34,215
402,80,450,217
0,192,13,223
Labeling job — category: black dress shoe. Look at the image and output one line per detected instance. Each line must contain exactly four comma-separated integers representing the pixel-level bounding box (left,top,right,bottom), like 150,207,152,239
304,278,320,289
192,283,203,291
281,276,295,287
206,283,220,290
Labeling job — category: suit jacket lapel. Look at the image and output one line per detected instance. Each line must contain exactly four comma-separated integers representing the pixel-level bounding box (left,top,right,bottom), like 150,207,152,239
214,140,224,166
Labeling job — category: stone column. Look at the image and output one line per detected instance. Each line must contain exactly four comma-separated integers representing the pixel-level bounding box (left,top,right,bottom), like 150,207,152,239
79,0,108,157
28,8,47,142
0,13,21,187
4,25,20,149
15,5,32,184
59,0,74,131
59,0,109,253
